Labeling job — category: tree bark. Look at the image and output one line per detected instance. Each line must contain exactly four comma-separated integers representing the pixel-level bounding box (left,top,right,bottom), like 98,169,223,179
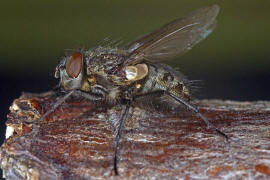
1,92,270,179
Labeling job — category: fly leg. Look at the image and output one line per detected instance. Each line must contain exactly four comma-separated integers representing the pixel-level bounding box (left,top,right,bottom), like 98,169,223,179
135,91,228,140
167,93,228,140
114,100,131,175
24,90,75,124
25,90,103,124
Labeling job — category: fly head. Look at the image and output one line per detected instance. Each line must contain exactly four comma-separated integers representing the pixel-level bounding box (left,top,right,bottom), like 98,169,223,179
55,51,84,91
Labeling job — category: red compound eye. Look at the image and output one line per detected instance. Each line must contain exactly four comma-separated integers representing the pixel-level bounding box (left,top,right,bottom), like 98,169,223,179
65,52,82,78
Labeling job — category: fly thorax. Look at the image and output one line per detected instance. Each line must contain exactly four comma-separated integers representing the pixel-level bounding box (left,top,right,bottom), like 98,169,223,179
85,48,127,75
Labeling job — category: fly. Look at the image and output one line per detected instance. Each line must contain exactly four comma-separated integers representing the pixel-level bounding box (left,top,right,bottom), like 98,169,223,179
27,4,228,175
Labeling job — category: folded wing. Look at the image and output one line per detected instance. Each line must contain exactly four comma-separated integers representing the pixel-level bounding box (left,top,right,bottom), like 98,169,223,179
124,5,219,65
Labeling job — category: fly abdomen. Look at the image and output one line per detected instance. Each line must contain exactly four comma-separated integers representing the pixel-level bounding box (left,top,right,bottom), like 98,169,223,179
136,63,190,101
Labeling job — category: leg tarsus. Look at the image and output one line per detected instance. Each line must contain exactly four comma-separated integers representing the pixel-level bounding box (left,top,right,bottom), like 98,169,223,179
197,112,229,140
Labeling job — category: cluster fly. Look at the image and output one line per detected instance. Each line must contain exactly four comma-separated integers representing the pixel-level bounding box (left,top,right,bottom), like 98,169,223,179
28,5,228,175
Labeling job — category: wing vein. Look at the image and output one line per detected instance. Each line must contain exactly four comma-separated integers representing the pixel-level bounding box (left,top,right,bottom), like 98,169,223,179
148,22,200,50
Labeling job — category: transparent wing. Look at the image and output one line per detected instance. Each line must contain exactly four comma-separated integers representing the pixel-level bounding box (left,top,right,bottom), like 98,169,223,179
124,5,220,65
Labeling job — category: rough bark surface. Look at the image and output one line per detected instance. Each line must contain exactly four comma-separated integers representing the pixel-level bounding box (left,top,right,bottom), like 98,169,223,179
1,92,270,179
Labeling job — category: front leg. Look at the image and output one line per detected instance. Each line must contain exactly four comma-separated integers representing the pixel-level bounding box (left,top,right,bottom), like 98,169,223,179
25,90,103,124
25,90,76,124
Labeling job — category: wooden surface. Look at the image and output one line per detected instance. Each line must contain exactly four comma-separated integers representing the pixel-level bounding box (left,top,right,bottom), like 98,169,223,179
1,92,270,179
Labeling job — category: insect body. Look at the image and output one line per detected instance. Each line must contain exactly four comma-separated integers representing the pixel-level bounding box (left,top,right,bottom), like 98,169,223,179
30,5,228,175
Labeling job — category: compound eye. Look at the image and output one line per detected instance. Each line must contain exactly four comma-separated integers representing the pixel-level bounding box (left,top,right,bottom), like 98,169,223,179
66,52,82,78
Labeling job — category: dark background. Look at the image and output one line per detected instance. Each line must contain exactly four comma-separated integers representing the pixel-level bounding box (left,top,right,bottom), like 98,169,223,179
0,0,270,178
